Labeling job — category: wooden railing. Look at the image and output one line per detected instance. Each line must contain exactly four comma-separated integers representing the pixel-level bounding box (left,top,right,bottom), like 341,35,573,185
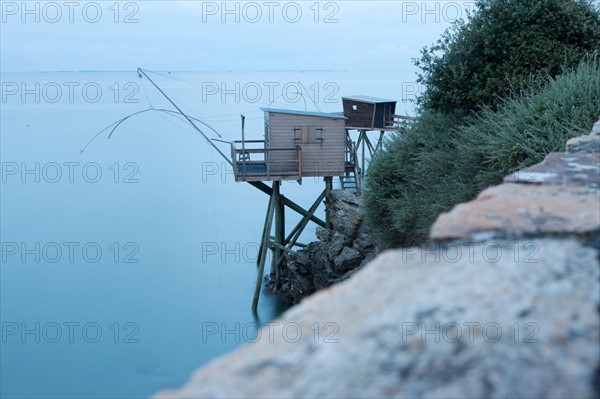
231,140,302,182
384,114,416,129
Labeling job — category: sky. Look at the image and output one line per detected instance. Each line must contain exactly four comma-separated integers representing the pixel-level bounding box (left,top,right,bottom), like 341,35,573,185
0,1,478,72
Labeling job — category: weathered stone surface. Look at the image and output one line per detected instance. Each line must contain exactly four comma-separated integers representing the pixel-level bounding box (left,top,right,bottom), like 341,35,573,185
566,134,600,153
353,231,377,255
431,183,600,241
156,239,600,399
315,226,330,242
333,246,363,273
504,152,599,188
326,189,363,239
592,118,600,135
327,231,349,261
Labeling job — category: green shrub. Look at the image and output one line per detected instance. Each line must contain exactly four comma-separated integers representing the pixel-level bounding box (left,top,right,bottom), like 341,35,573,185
463,53,600,191
365,54,600,248
365,111,464,246
415,0,600,116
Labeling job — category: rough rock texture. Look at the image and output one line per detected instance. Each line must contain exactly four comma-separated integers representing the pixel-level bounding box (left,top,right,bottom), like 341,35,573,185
504,152,599,188
266,190,378,304
157,125,600,399
567,135,600,153
592,118,600,135
430,183,600,241
157,240,599,399
432,137,600,242
326,189,363,238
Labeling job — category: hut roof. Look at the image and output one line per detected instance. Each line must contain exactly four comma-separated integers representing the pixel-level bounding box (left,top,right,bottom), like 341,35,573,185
342,95,396,104
261,108,347,119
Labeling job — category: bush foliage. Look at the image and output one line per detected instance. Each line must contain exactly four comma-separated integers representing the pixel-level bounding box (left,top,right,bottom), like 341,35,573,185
365,55,600,247
364,0,600,248
415,0,600,116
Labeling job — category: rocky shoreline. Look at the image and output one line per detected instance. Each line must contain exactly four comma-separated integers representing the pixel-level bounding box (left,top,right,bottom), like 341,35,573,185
265,189,378,304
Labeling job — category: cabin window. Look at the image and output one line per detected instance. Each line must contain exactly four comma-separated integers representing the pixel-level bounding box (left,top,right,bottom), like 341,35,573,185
293,126,323,144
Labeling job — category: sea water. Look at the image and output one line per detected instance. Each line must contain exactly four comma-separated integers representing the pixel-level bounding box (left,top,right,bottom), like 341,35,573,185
0,70,416,398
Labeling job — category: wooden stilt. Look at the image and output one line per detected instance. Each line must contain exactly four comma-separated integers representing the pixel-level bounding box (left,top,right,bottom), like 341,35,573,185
249,181,326,228
273,189,327,270
273,181,285,288
284,190,327,245
252,187,277,313
361,131,366,176
376,130,384,153
364,133,376,157
257,192,274,267
269,182,280,277
324,178,332,230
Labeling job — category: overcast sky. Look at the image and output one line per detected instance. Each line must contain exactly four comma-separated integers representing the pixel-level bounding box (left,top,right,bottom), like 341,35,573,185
1,1,477,72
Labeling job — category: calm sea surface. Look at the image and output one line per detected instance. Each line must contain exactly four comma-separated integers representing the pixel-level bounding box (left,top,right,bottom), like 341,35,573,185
0,70,415,398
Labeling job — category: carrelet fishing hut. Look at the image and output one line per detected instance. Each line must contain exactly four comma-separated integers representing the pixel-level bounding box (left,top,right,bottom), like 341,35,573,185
116,70,416,313
231,108,347,183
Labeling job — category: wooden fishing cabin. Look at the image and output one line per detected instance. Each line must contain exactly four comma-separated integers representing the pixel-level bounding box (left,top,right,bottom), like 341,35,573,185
228,102,414,312
340,95,416,181
231,108,348,183
343,95,404,130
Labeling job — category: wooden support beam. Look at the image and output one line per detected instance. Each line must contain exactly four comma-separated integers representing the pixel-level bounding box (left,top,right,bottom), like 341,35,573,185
268,241,296,255
274,182,285,289
270,182,280,278
284,190,327,245
361,132,366,176
274,189,327,271
376,131,385,153
324,177,332,230
354,144,362,196
252,188,277,313
248,181,326,228
364,133,376,156
257,192,274,267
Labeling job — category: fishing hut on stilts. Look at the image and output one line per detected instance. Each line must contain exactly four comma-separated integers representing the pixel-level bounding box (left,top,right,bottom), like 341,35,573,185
233,103,415,312
134,68,415,312
231,108,347,312
340,96,415,191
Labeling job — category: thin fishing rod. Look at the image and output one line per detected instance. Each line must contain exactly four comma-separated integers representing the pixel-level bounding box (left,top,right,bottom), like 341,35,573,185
137,67,233,166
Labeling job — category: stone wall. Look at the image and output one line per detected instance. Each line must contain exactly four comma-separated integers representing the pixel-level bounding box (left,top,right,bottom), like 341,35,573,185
156,122,600,399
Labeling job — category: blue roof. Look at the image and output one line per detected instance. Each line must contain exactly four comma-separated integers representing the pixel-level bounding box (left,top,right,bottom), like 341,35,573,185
342,95,396,103
261,108,347,119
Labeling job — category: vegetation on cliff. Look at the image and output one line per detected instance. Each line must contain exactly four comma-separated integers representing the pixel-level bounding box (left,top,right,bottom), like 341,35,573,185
365,0,600,247
414,0,600,117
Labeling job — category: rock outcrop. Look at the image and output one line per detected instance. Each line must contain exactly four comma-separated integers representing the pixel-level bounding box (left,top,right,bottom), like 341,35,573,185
266,189,378,304
157,123,600,399
592,118,600,135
